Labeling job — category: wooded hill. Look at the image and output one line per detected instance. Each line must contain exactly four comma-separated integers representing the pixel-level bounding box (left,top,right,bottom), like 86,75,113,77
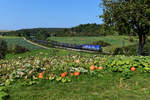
6,23,118,39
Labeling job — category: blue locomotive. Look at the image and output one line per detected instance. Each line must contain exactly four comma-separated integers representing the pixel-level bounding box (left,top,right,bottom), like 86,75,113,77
82,44,102,51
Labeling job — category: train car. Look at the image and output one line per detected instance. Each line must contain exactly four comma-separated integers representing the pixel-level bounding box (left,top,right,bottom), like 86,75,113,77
74,44,82,49
82,44,102,52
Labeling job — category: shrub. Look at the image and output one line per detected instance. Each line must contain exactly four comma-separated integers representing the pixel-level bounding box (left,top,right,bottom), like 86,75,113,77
129,37,134,42
7,44,16,54
112,42,150,56
15,45,29,53
7,44,29,54
0,40,8,59
112,45,137,56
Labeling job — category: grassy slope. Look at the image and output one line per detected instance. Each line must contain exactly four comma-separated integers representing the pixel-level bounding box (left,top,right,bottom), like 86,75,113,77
8,72,150,100
0,36,45,50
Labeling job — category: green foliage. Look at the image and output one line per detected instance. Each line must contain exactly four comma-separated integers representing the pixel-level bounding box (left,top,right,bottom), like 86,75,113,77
104,56,150,72
0,86,9,100
36,30,49,40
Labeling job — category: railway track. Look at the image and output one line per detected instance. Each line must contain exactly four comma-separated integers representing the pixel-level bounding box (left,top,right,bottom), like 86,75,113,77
26,37,111,54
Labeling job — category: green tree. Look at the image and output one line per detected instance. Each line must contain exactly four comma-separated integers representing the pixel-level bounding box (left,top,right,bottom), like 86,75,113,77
36,30,49,40
100,0,150,55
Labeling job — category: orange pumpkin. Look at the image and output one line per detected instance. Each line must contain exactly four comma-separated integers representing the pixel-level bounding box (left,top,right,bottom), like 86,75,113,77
75,60,80,63
70,73,74,76
38,73,44,79
74,72,80,76
97,66,103,70
61,73,66,78
131,67,136,71
64,72,68,75
90,65,95,71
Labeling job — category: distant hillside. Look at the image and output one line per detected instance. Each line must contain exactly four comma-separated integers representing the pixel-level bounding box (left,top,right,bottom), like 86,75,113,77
17,28,67,32
54,23,106,36
6,28,68,38
6,23,117,38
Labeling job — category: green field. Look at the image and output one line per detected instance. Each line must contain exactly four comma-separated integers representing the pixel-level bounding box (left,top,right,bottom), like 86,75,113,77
48,36,136,46
48,36,137,52
0,36,45,50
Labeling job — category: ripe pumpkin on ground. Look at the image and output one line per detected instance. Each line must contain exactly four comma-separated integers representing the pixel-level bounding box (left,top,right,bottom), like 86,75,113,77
74,72,80,76
64,72,68,75
97,66,103,70
74,60,80,63
90,65,95,71
70,73,74,76
61,73,67,78
131,67,136,71
38,73,44,79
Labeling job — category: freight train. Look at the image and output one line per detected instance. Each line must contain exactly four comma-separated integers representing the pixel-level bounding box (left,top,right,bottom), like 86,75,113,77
31,38,102,52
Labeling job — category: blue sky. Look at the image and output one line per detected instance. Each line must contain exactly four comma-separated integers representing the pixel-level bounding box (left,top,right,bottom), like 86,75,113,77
0,0,103,30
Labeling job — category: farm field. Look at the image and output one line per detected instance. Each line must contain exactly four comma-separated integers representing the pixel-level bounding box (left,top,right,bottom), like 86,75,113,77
48,36,137,52
0,36,45,50
48,36,137,46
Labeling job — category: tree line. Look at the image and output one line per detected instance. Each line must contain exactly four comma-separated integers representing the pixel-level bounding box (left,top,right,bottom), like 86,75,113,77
6,23,129,39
